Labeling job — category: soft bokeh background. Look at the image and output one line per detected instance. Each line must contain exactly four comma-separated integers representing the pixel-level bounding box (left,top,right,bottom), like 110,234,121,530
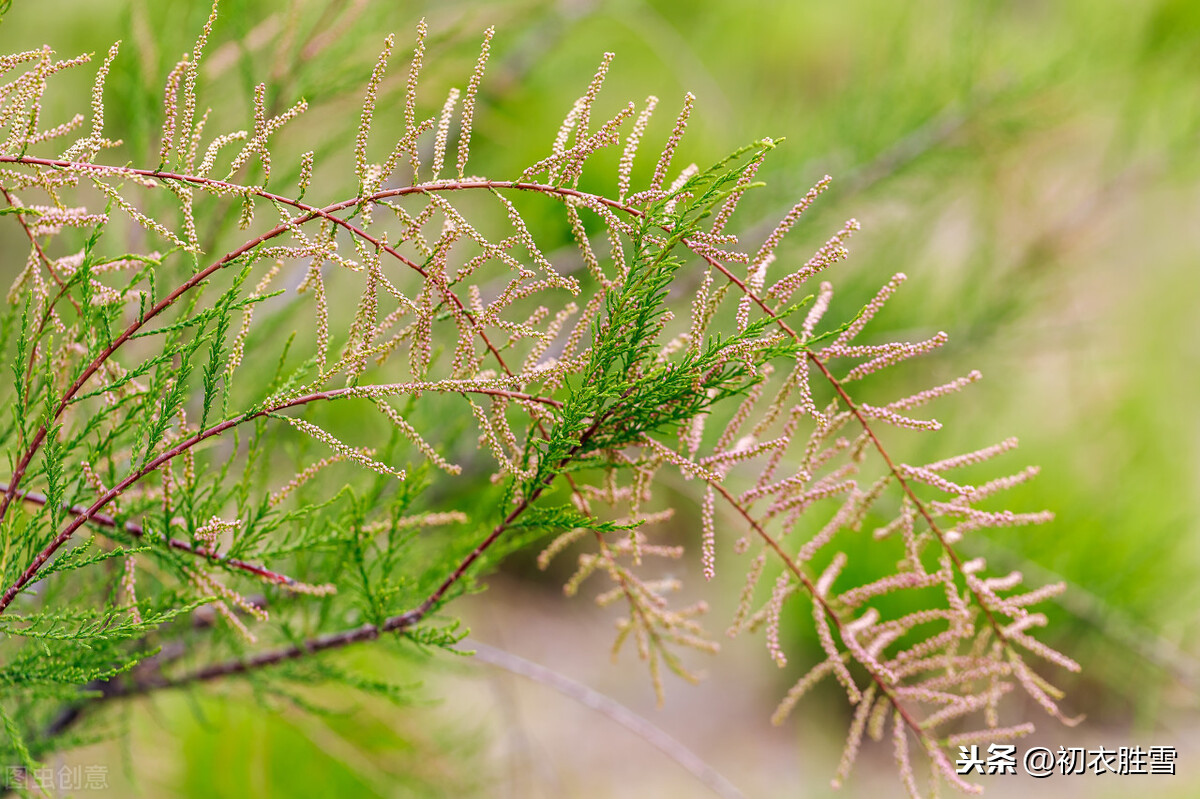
2,0,1199,796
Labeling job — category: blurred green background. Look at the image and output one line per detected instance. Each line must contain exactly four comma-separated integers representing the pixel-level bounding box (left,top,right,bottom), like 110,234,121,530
2,0,1199,796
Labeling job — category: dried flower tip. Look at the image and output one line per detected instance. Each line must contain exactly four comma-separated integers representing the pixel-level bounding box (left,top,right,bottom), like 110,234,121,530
356,34,396,184
700,485,716,580
839,332,948,383
765,572,790,667
727,552,767,637
405,19,428,142
831,682,877,789
177,1,219,163
276,579,337,597
457,27,494,177
753,176,832,271
122,556,141,624
284,416,405,480
618,96,658,201
830,271,908,349
858,403,942,432
923,437,1019,473
896,463,972,496
194,515,239,544
888,371,981,411
802,281,834,338
815,552,847,597
946,723,1035,748
158,56,189,164
891,712,922,799
771,656,841,725
814,601,861,703
767,217,858,302
297,150,314,197
431,87,460,179
649,92,695,195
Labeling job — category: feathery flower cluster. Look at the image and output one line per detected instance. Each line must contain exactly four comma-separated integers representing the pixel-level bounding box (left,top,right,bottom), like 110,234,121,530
121,556,141,624
355,34,394,186
193,516,240,545
282,417,406,481
188,568,266,644
754,176,832,270
456,27,494,179
767,217,859,304
620,92,694,207
618,96,659,202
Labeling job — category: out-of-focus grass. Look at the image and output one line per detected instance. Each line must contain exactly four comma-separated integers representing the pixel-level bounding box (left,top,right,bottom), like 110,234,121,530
4,0,1200,794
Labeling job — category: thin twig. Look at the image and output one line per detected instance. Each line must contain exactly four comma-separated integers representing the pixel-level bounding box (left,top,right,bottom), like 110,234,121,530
681,236,1013,645
459,638,748,799
2,484,308,588
0,382,563,612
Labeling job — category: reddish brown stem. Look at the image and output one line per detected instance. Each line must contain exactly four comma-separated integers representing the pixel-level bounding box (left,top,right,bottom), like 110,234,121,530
691,247,1009,644
0,185,83,314
706,480,927,742
0,154,1013,683
116,387,628,691
0,163,609,530
2,484,308,588
0,377,570,613
0,158,630,619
